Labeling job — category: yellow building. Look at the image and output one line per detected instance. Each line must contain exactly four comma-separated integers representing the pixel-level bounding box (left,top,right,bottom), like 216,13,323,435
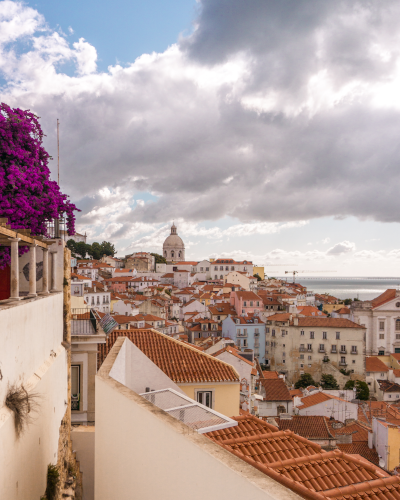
253,266,265,280
98,329,240,417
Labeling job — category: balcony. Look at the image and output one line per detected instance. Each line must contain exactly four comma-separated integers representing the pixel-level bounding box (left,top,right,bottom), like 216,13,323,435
299,347,305,352
340,349,347,355
254,332,260,337
237,332,247,338
307,348,313,353
71,394,80,411
331,348,337,354
254,341,260,348
351,350,358,355
318,348,326,353
339,361,347,366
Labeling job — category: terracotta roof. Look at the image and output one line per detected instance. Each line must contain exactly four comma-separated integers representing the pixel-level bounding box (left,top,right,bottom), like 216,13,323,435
294,318,365,329
394,370,400,378
267,313,292,322
261,370,280,380
366,357,389,372
297,306,327,317
335,307,351,314
205,415,399,500
277,416,334,440
378,380,400,393
298,392,345,409
336,442,380,467
372,289,398,309
213,346,254,367
357,401,400,426
260,378,292,401
98,329,239,383
392,353,400,361
234,291,262,301
290,389,303,398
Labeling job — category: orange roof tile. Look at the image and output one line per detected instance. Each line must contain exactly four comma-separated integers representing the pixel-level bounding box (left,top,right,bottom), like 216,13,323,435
295,318,365,329
366,357,389,372
262,370,280,380
98,329,239,383
213,346,254,367
277,416,334,440
204,415,399,500
372,289,397,309
260,378,292,401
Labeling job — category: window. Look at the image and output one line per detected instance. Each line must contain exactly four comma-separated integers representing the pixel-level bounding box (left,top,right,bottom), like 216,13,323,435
71,365,80,411
237,329,241,334
300,330,304,336
244,329,247,334
307,344,312,351
266,341,270,346
266,327,270,333
300,354,304,359
352,360,356,364
341,357,346,364
231,266,235,271
351,346,357,353
272,329,276,337
257,301,260,306
396,334,400,340
206,267,209,271
340,345,346,352
319,344,325,351
214,266,218,271
243,339,247,347
197,391,212,408
244,301,247,306
380,372,385,377
255,328,259,333
220,275,223,279
332,345,337,353
396,319,400,331
322,332,327,340
379,350,385,355
282,359,286,363
379,334,385,339
379,321,385,331
220,266,223,271
310,332,314,339
225,266,229,271
336,332,340,340
300,364,304,368
308,356,312,360
250,301,253,307
214,275,217,279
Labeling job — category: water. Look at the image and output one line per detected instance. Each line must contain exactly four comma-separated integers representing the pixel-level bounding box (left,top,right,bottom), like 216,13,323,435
276,277,400,301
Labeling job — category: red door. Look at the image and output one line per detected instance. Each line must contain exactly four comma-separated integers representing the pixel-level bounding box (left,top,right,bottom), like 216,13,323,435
0,265,11,300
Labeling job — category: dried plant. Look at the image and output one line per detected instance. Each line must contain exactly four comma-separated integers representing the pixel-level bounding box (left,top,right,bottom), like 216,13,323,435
5,383,41,437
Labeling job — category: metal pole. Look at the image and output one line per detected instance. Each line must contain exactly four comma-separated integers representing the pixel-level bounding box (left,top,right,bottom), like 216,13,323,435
57,118,60,185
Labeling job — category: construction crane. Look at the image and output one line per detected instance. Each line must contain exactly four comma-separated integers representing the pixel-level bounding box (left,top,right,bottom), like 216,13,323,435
285,270,336,283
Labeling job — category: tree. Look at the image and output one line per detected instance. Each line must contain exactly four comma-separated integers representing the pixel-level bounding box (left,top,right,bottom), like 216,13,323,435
100,241,116,257
343,298,352,305
0,104,78,268
320,374,339,389
91,242,102,260
254,273,262,281
344,380,369,400
151,252,167,264
294,373,316,389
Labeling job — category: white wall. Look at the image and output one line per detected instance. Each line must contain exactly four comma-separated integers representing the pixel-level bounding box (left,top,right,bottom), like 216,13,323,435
71,427,95,500
0,345,67,499
298,399,358,422
108,339,184,395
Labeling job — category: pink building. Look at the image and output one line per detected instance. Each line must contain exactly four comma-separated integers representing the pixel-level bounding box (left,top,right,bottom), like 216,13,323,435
230,290,263,316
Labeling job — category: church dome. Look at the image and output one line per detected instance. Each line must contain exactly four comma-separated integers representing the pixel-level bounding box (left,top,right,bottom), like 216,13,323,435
162,223,185,262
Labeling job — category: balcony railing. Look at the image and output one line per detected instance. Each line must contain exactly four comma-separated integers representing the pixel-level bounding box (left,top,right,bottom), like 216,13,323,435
318,348,326,353
331,349,337,354
351,350,358,355
299,347,305,352
339,361,347,366
237,332,247,338
340,349,347,354
71,395,80,411
71,308,98,335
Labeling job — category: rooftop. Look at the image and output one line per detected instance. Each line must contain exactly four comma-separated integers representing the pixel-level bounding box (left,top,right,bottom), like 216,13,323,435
365,357,389,373
98,329,240,383
260,378,292,402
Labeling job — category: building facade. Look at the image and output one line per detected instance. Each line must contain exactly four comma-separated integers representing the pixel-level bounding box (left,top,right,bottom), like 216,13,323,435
162,223,185,263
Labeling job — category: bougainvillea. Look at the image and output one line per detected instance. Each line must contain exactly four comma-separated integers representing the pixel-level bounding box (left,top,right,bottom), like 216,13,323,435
0,103,79,268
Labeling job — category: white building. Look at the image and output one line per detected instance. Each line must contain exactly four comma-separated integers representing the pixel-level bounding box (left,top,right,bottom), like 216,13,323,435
296,391,358,422
351,289,400,355
210,258,254,280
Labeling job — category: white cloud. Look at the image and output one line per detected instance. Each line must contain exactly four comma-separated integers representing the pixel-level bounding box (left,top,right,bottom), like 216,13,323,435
326,241,356,256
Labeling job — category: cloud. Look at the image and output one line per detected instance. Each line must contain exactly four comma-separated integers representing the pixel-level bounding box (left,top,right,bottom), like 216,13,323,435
326,241,356,255
2,0,400,243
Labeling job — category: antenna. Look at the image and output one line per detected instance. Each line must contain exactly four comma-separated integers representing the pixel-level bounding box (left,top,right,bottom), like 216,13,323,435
57,118,60,185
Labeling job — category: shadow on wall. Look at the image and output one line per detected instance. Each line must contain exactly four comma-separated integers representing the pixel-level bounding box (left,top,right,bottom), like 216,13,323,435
22,261,43,282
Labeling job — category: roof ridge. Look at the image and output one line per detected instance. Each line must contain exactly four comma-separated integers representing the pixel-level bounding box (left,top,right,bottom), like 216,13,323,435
322,475,398,497
267,449,340,469
322,416,335,439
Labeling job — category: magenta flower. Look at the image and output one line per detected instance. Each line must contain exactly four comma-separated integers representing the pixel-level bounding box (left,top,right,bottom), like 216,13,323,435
0,103,79,268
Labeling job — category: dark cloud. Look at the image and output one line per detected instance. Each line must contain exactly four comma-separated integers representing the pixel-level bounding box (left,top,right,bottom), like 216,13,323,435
2,0,400,228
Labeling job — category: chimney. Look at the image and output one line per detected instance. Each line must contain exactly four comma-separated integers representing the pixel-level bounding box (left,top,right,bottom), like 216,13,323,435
293,317,298,326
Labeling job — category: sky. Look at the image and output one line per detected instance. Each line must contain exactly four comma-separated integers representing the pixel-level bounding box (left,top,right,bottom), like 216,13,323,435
1,0,400,276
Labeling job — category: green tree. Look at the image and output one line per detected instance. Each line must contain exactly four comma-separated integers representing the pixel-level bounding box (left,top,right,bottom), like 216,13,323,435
91,242,102,260
74,242,91,259
343,298,352,305
151,252,167,264
344,380,369,400
320,374,339,389
100,241,116,257
66,239,78,256
294,373,316,389
254,273,262,281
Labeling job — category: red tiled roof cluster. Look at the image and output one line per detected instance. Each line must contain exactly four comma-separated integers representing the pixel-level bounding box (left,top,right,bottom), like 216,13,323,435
260,378,292,401
365,357,389,372
205,415,400,500
277,416,334,440
372,289,397,309
98,329,239,383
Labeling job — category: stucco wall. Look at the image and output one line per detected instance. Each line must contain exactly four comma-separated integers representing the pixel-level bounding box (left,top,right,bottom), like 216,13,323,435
0,347,67,499
178,382,240,417
71,426,95,500
95,374,301,500
0,293,64,404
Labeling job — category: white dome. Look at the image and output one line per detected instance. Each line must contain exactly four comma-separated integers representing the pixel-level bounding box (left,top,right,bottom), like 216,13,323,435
163,234,184,248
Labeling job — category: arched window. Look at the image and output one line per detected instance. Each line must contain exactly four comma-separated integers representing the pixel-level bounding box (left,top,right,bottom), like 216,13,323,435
214,275,217,279
171,251,174,258
396,319,400,331
164,251,167,257
178,251,181,258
